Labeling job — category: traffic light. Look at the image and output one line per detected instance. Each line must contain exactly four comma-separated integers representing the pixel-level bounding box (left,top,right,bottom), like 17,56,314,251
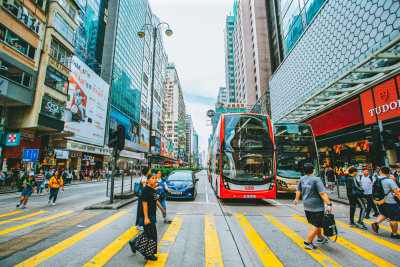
381,130,397,150
108,125,125,151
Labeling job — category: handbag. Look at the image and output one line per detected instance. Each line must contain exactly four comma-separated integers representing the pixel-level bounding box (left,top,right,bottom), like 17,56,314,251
322,211,337,242
134,182,143,197
132,231,157,258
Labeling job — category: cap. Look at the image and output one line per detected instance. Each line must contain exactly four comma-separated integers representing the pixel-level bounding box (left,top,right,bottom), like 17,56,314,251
29,172,35,176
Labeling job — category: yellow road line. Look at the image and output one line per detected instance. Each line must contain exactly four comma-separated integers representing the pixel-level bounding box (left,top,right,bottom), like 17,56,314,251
0,211,23,218
335,220,400,251
293,215,396,267
15,211,128,267
0,211,72,236
0,211,47,224
236,214,283,266
146,216,183,267
205,214,224,267
354,216,399,234
83,226,139,267
264,215,340,267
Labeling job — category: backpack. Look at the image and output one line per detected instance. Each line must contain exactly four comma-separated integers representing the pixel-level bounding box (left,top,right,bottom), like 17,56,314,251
62,171,67,180
372,177,390,205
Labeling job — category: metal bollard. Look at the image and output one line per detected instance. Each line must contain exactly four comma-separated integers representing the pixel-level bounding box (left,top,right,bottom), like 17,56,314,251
121,175,124,195
130,174,133,192
106,175,109,197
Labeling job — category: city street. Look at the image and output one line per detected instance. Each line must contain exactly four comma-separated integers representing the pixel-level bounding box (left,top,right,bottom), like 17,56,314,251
0,171,398,266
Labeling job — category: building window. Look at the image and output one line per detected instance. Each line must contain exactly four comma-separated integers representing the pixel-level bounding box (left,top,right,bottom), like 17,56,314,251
2,0,43,34
33,0,45,9
50,38,72,69
53,13,75,45
44,66,68,93
40,94,64,120
0,59,32,87
0,23,36,60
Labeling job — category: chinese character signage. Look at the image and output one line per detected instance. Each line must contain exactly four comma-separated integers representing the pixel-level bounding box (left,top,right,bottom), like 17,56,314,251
64,56,110,146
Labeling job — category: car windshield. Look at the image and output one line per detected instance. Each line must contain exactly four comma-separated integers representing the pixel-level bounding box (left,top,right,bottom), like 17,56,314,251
221,114,274,184
167,172,193,181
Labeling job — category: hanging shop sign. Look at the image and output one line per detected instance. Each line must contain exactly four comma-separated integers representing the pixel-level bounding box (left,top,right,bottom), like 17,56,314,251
119,150,145,160
67,141,111,155
5,133,20,146
55,149,69,159
20,129,35,140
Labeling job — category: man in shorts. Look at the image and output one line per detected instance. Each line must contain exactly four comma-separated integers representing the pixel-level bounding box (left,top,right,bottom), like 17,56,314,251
294,163,333,250
371,166,400,239
17,172,37,209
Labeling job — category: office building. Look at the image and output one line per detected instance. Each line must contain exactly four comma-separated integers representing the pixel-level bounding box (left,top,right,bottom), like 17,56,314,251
184,114,193,164
217,87,228,103
224,15,235,103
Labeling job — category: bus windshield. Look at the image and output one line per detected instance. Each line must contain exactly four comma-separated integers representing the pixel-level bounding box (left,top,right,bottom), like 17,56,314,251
221,114,274,185
275,124,319,179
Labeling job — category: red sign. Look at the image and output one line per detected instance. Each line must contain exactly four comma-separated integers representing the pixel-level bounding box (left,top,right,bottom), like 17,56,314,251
360,78,400,125
245,186,254,190
7,134,17,143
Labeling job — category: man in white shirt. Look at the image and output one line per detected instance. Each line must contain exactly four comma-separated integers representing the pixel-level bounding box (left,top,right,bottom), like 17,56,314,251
360,168,379,219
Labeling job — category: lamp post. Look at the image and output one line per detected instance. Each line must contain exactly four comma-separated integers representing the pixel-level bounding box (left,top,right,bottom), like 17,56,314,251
138,22,173,168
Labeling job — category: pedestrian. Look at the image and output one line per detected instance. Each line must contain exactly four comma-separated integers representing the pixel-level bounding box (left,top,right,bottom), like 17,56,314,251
320,167,326,187
35,169,45,195
359,167,380,219
155,170,172,224
16,172,37,209
0,171,5,186
346,167,367,229
130,172,167,261
47,170,64,206
325,167,336,193
371,166,400,239
373,167,381,179
294,163,332,250
135,166,150,230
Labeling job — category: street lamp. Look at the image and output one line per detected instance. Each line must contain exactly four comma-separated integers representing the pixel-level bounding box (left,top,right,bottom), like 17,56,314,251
138,22,173,168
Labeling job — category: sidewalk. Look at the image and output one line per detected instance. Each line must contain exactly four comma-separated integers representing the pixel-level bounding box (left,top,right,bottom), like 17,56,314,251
327,185,349,205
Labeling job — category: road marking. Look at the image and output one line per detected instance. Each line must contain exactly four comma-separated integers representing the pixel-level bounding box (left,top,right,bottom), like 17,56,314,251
235,214,283,266
293,215,395,267
0,211,23,218
206,193,209,203
0,211,47,225
0,211,100,258
83,226,139,267
15,211,128,267
335,220,400,251
354,216,399,234
205,214,224,266
146,216,183,266
264,215,340,267
0,211,72,236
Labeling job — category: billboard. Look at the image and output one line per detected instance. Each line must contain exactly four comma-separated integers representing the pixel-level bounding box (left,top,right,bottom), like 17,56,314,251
64,56,109,146
177,121,185,160
161,136,174,159
109,107,139,143
140,126,150,148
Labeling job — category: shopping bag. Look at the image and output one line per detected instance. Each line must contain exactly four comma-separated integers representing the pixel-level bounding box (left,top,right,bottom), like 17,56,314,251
134,182,143,197
322,211,338,242
133,232,157,257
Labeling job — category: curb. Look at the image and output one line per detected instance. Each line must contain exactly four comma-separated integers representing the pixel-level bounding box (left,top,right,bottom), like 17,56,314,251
84,196,138,210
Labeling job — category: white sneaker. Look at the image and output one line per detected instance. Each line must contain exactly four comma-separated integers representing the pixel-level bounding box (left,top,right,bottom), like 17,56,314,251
51,203,56,206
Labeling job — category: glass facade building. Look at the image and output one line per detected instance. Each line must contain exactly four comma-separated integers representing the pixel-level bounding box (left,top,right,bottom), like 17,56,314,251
225,16,235,103
279,0,326,54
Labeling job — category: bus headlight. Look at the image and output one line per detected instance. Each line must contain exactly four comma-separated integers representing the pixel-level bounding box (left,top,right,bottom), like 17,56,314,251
277,179,288,188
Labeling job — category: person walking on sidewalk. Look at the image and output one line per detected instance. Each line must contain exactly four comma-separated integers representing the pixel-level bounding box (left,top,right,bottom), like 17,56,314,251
326,167,336,193
346,167,367,229
294,163,332,250
155,170,172,224
371,166,400,239
47,170,64,206
16,172,37,209
135,166,150,231
360,167,379,219
35,170,45,195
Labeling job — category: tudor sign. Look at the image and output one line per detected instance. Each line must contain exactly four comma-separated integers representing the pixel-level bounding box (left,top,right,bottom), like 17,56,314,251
360,76,400,125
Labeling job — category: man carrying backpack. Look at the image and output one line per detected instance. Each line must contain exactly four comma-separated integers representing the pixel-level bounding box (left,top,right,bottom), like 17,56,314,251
345,167,367,229
371,166,400,239
360,168,379,219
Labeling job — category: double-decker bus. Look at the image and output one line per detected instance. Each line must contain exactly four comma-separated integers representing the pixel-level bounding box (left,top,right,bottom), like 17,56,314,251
209,113,276,199
274,123,319,193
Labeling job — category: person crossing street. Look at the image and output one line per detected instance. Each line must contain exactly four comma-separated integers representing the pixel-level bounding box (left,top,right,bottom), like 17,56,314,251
16,172,37,209
47,170,64,206
346,167,367,229
359,168,379,219
35,170,45,196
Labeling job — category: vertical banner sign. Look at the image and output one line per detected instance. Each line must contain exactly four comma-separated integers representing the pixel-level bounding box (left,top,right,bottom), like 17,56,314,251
178,121,185,160
64,56,110,146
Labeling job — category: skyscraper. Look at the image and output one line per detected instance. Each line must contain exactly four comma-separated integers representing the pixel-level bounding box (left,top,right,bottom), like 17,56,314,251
217,87,228,103
224,16,235,103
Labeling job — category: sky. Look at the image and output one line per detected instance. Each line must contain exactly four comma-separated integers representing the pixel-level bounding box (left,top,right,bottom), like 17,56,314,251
150,0,233,161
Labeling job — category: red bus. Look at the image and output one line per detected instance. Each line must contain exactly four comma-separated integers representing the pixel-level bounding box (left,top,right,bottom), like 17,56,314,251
209,113,276,199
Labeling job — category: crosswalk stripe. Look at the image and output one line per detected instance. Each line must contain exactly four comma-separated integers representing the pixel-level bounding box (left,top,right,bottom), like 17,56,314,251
145,216,183,266
0,211,100,258
15,211,128,267
83,226,139,267
0,211,47,225
354,216,399,234
204,214,224,267
235,214,283,266
0,211,23,218
264,215,340,267
0,211,73,236
292,215,396,267
335,220,400,251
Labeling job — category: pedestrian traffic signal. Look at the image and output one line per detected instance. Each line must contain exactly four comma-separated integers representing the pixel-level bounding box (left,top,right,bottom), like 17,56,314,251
108,125,125,151
380,130,397,150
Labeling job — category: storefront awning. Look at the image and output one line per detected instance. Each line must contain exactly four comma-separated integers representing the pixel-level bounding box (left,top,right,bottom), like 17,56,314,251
276,31,400,123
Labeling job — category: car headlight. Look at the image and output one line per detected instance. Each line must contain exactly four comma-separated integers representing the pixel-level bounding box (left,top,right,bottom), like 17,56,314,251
186,183,194,189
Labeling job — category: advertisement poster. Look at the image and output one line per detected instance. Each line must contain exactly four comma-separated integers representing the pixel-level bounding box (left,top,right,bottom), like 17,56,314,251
161,136,174,159
140,126,150,148
109,107,139,143
64,56,109,146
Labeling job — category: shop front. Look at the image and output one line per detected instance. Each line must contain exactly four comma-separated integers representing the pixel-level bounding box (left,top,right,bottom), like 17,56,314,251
66,141,111,171
306,74,400,170
117,150,145,170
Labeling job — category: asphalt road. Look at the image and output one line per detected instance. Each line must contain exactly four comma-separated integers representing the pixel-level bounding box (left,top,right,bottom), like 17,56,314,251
0,171,398,266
